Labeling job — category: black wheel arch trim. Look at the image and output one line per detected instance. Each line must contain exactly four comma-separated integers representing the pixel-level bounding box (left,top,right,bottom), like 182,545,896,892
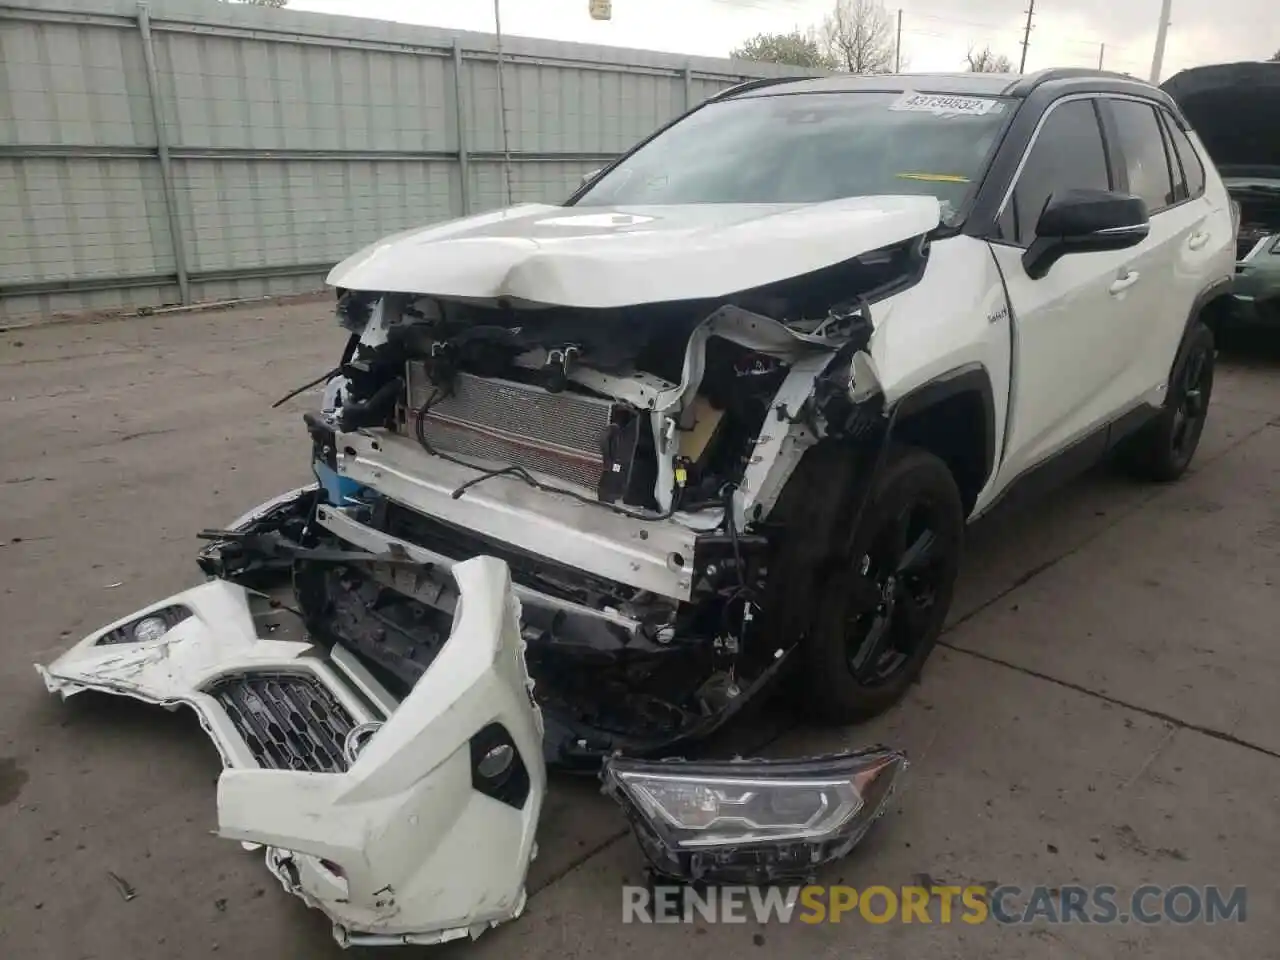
1174,276,1232,373
1189,276,1233,325
890,362,998,500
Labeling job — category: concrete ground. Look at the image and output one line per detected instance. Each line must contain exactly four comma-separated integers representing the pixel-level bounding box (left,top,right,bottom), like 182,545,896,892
2,302,1277,960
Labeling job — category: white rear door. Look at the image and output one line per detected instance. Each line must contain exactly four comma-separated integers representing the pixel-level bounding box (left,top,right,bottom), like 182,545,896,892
1102,99,1232,401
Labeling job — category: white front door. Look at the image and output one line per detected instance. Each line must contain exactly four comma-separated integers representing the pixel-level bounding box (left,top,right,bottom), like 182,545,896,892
986,96,1150,491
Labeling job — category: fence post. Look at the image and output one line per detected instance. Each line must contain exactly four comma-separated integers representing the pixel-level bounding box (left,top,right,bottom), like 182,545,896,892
452,39,471,216
136,3,190,305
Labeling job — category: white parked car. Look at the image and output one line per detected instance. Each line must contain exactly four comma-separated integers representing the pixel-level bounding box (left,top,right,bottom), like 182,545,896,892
41,70,1235,946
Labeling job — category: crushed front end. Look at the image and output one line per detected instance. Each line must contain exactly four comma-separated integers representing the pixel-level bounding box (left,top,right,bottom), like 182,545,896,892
272,234,928,766
41,224,927,942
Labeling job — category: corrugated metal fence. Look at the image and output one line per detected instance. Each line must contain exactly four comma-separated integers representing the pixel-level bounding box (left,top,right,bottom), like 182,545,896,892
0,0,816,321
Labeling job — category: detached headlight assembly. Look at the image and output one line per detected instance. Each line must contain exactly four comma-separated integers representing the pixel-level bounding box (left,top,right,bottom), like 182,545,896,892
601,748,907,884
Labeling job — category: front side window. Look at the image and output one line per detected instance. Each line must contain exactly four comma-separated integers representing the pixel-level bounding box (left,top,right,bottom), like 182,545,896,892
1108,99,1177,213
997,99,1111,246
573,91,1013,226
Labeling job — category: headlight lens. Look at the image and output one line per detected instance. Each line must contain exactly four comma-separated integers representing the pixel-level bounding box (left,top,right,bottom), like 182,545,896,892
602,748,907,883
624,774,860,845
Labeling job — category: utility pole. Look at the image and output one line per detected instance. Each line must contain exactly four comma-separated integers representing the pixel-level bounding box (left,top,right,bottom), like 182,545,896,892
1149,0,1173,83
894,9,903,72
1098,42,1105,69
494,0,513,206
1018,0,1035,74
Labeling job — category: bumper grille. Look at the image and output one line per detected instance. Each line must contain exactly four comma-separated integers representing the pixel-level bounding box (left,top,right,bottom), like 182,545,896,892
403,362,616,490
207,672,355,773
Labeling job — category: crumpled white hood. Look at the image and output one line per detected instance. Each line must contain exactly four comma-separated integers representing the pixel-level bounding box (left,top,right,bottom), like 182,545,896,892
326,196,941,308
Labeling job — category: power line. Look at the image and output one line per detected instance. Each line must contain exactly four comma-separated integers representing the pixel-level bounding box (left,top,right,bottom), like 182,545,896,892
906,12,1017,32
706,0,809,12
895,7,1118,59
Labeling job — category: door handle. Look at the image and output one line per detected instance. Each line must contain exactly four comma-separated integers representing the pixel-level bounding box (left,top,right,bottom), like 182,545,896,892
1108,270,1140,295
1188,231,1210,251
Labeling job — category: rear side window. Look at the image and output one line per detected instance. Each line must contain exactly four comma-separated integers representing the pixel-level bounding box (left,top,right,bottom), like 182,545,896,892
1157,116,1188,202
1108,99,1177,213
997,99,1111,246
1163,113,1206,200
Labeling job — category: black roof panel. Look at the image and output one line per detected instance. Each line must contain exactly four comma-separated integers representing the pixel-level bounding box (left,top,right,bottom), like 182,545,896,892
722,68,1166,102
728,72,1019,99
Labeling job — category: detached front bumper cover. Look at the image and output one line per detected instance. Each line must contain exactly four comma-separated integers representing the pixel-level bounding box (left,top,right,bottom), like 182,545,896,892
601,749,908,884
37,554,547,949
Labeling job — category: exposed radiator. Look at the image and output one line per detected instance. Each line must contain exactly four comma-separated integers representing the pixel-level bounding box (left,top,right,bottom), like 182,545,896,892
402,361,618,490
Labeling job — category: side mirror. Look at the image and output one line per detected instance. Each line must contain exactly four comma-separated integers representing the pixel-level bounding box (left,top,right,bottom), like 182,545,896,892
580,168,603,187
1022,190,1150,279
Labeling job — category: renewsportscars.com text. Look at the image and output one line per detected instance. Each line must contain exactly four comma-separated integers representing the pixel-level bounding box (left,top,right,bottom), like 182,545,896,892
623,884,1248,926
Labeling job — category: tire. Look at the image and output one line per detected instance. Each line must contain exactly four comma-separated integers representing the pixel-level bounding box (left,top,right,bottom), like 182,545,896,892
1124,321,1216,483
800,445,965,725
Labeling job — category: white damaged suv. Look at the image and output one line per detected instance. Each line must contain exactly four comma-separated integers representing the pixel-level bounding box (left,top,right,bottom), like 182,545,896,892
41,70,1235,946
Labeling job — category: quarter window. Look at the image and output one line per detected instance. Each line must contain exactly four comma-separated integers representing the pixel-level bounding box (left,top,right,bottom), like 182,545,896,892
1108,99,1177,213
1157,115,1188,202
1163,112,1206,200
998,99,1111,246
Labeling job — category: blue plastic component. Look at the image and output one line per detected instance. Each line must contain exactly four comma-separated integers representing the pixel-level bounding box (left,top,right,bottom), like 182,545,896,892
313,460,373,506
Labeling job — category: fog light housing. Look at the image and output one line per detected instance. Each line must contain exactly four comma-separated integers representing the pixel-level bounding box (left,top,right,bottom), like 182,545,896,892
132,616,170,644
601,748,907,884
95,605,192,646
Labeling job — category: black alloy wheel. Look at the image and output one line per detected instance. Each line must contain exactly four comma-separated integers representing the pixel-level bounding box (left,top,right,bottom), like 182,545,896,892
1124,321,1216,482
802,445,965,724
845,499,951,686
1169,334,1213,464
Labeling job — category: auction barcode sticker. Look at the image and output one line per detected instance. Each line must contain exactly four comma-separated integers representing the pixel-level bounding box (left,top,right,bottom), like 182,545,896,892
890,92,1005,116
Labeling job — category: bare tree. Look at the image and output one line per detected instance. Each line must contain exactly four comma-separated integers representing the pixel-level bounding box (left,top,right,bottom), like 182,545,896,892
966,46,1015,73
820,0,896,74
1270,49,1280,62
233,0,289,7
732,30,837,69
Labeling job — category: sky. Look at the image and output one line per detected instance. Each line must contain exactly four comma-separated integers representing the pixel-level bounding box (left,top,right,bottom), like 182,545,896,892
285,0,1274,82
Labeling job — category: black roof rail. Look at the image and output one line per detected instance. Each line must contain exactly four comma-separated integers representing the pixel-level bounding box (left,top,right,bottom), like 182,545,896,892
707,75,813,102
1004,67,1150,97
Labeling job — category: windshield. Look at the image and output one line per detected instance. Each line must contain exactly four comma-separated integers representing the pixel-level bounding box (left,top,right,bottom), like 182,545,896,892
574,90,1013,225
